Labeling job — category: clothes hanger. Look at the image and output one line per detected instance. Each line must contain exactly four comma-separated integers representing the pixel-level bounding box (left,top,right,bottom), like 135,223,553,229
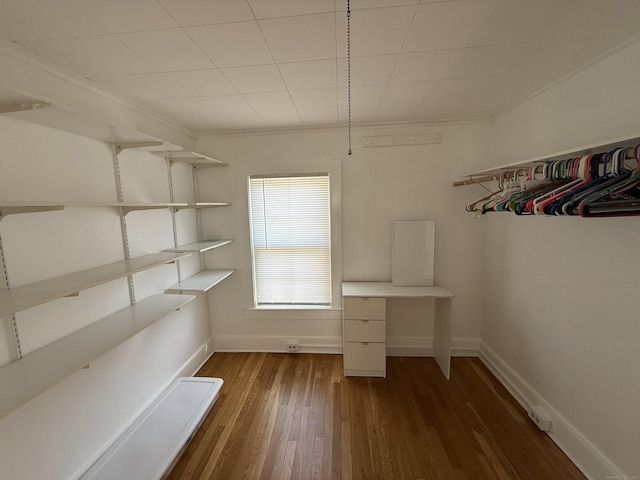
532,156,589,215
516,160,565,214
508,161,566,215
466,171,509,213
482,169,526,213
500,164,548,213
559,149,630,215
498,168,533,211
578,145,640,217
545,154,603,215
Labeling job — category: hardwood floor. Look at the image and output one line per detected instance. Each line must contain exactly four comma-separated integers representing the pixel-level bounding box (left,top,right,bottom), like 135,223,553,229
167,353,585,480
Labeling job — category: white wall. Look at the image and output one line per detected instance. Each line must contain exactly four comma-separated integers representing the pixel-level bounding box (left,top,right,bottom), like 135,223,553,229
196,122,491,355
480,39,640,478
4,28,636,480
0,115,212,480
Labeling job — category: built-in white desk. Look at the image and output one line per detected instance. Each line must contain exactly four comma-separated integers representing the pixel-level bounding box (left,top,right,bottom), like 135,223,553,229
341,282,454,379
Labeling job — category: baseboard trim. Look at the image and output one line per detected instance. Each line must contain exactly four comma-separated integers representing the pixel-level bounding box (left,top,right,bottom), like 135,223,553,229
213,335,342,354
183,338,215,377
479,341,624,480
386,336,432,357
451,337,481,357
212,334,480,358
386,336,480,357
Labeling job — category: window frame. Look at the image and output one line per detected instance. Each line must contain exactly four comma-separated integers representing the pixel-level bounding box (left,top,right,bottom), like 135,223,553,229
248,172,333,308
243,160,342,313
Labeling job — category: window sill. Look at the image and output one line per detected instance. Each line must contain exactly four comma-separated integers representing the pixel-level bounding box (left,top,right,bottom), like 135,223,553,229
244,306,342,320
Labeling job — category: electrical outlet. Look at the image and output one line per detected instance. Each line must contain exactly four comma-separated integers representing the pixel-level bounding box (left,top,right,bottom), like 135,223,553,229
286,340,299,352
528,405,552,432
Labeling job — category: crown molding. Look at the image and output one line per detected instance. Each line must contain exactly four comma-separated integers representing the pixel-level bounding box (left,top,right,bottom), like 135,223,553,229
196,116,494,139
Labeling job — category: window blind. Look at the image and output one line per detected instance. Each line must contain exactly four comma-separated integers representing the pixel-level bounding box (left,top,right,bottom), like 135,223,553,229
248,174,332,306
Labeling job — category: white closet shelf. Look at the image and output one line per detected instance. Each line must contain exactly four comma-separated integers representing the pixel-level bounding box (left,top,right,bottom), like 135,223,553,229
113,144,226,167
460,131,640,178
122,203,231,214
114,141,164,155
121,203,185,215
0,251,191,319
0,87,50,114
165,269,235,294
0,293,195,420
163,240,233,253
173,202,230,211
152,150,227,167
0,101,50,114
0,89,219,168
1,85,185,149
0,202,65,218
0,201,230,219
0,201,178,219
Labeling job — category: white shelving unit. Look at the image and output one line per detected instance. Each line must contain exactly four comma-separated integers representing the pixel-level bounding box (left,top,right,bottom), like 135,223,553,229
165,269,235,294
152,150,227,167
163,240,233,254
157,149,235,296
0,86,182,149
0,293,195,419
0,252,191,319
0,83,235,426
106,136,236,298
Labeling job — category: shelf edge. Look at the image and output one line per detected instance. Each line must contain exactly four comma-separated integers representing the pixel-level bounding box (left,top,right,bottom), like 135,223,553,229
0,251,192,319
163,240,233,253
461,131,640,177
164,269,235,294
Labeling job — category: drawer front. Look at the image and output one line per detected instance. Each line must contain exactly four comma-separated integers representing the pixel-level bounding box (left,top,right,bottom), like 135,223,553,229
343,319,385,342
343,297,385,320
343,341,386,371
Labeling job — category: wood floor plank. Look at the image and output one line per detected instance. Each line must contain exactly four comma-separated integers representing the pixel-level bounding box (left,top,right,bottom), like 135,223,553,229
166,354,586,480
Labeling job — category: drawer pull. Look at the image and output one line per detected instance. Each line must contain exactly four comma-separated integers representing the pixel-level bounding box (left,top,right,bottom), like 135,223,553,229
362,342,369,345
361,319,369,323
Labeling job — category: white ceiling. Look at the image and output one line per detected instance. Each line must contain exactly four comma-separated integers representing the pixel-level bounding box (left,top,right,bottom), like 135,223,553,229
1,0,640,134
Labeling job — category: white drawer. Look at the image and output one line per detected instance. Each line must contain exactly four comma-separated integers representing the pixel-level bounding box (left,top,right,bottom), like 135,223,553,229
343,319,385,342
343,341,386,371
343,297,385,320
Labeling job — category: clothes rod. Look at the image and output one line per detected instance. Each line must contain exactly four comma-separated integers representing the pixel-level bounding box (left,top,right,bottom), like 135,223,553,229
452,175,499,187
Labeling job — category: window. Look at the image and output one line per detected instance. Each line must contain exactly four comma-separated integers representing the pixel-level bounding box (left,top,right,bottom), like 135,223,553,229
248,174,332,306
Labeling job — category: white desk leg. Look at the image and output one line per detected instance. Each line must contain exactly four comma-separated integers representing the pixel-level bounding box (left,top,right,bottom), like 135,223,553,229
433,298,451,379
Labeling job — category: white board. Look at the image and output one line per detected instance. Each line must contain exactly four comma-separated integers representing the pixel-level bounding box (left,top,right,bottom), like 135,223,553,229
392,220,435,287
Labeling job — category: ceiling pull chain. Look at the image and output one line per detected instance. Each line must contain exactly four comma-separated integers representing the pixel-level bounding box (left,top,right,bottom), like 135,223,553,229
347,0,352,156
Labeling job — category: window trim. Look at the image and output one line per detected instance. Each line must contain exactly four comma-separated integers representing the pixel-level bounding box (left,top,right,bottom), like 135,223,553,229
244,162,342,312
